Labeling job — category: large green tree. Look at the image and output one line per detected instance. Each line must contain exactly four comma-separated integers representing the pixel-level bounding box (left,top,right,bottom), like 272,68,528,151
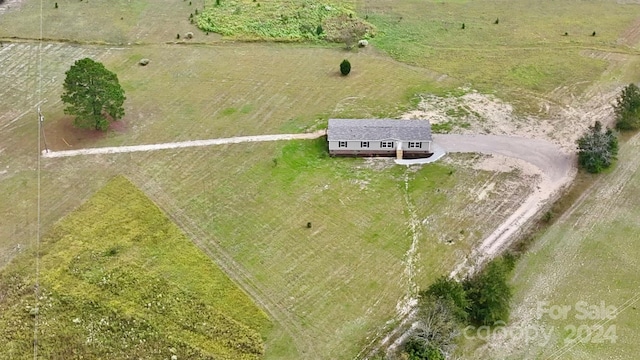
613,83,640,131
61,58,125,131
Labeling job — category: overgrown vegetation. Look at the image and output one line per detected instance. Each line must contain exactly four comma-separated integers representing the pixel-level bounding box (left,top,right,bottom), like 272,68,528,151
0,176,270,359
613,83,640,131
402,256,515,359
577,121,619,173
196,0,374,41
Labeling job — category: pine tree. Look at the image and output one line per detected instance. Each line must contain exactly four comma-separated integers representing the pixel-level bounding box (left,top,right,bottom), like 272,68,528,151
613,83,640,131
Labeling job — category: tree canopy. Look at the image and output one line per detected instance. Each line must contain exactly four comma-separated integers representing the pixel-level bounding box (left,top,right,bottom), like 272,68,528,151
577,121,618,173
613,83,640,131
462,257,514,326
61,58,126,131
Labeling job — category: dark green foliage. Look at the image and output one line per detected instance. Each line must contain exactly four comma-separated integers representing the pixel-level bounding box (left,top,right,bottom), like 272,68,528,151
577,121,618,173
176,33,180,39
422,276,469,322
613,83,640,131
494,18,499,24
461,23,465,29
340,59,351,76
316,24,324,36
592,31,596,36
54,2,58,9
195,8,198,15
215,0,220,6
405,338,445,360
463,257,515,325
61,58,126,131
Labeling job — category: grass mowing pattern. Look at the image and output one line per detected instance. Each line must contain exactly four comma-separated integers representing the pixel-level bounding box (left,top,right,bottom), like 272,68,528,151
129,139,530,359
0,176,270,359
197,0,372,41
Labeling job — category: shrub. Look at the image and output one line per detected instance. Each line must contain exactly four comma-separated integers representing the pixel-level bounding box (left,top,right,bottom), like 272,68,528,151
316,24,324,36
461,23,465,29
405,338,444,360
340,59,351,76
463,257,515,326
422,276,469,322
176,33,180,39
54,2,58,9
494,18,499,24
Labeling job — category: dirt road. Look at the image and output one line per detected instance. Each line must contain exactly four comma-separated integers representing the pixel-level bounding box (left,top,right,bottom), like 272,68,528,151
435,134,576,274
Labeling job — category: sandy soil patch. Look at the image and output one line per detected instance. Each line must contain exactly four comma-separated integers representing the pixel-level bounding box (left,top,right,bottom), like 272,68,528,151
402,87,620,153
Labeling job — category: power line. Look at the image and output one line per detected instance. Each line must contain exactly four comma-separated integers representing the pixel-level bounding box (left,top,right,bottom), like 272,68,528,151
33,0,44,358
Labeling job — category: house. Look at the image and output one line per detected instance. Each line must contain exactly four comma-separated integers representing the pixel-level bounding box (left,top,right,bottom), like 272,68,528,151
327,119,433,159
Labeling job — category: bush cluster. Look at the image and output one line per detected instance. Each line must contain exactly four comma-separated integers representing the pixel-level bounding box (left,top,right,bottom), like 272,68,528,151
403,256,515,359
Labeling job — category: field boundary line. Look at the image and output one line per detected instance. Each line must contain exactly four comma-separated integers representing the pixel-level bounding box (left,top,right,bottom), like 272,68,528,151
41,130,327,158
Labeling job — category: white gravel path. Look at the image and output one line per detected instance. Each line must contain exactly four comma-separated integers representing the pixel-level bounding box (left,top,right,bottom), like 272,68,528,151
41,130,327,158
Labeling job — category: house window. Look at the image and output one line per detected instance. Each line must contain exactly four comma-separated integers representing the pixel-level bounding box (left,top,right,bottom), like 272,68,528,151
338,141,347,148
408,142,422,149
360,141,370,148
380,141,394,148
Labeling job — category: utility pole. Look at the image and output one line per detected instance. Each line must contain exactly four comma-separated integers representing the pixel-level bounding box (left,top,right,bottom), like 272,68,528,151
38,106,49,154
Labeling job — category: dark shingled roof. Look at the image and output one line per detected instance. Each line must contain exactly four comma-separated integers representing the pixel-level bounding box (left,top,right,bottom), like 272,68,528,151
327,119,432,142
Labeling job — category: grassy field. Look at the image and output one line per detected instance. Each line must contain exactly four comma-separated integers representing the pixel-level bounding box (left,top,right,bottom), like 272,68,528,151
361,0,640,110
0,175,270,359
0,0,215,44
461,134,640,359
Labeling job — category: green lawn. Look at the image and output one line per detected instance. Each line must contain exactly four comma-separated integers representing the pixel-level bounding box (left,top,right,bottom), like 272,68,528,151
0,176,270,359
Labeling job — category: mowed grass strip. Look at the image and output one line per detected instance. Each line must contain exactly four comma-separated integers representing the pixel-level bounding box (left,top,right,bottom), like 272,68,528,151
362,0,639,107
0,176,270,359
